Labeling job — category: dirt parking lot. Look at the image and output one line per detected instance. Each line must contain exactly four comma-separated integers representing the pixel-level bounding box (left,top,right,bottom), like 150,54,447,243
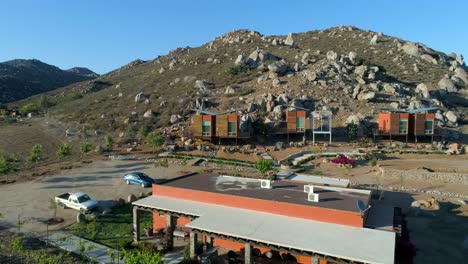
0,158,195,233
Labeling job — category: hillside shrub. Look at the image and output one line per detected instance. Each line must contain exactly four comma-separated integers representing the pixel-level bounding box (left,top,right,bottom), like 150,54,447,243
19,103,39,115
369,157,378,167
56,143,73,158
104,135,114,149
80,141,93,155
0,153,19,174
228,64,250,75
28,144,43,162
146,131,164,152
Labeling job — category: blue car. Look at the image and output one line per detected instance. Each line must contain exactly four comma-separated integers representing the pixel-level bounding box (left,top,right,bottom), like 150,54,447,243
123,172,154,187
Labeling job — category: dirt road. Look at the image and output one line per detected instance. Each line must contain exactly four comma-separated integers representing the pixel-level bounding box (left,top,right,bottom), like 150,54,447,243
0,159,191,233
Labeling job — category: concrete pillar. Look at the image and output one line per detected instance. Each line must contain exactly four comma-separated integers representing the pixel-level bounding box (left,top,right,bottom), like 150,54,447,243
244,243,252,264
166,215,175,250
311,256,319,264
190,232,198,258
133,207,140,242
205,235,213,250
166,214,175,229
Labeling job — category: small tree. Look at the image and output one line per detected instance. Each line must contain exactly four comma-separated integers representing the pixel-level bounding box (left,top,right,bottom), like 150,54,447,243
146,131,164,153
0,153,19,175
104,135,114,150
28,144,43,163
346,122,358,139
56,143,73,159
80,141,93,155
255,159,273,175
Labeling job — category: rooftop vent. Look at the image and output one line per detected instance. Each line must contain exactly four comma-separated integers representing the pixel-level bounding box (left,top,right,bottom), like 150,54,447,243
308,193,319,202
260,179,272,189
303,184,314,193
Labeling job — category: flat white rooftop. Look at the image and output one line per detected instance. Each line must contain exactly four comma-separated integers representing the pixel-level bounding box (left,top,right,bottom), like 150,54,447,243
134,196,395,264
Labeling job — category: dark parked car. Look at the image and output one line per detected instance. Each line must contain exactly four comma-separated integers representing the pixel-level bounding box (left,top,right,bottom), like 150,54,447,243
123,172,154,187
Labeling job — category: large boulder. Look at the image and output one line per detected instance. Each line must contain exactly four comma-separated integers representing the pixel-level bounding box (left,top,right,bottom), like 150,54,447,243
127,194,137,203
143,110,154,118
284,33,295,46
195,80,209,90
354,65,368,78
357,91,375,101
248,49,278,66
444,111,458,123
454,67,468,84
303,70,317,82
277,94,289,105
383,83,396,94
170,114,181,124
268,60,288,75
273,105,283,118
345,114,362,125
326,51,338,61
456,54,464,66
401,42,422,57
416,83,430,98
438,77,457,92
225,86,236,94
348,51,358,64
135,92,147,103
370,35,378,45
421,54,437,64
234,55,246,65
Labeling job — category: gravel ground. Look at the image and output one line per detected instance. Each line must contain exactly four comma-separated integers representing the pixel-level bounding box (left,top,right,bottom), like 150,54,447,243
0,159,194,233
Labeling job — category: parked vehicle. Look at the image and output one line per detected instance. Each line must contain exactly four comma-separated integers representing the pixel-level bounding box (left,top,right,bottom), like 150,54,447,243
54,192,98,213
123,172,154,187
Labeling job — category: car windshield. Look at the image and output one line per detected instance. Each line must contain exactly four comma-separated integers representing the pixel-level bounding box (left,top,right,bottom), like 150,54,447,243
77,195,90,203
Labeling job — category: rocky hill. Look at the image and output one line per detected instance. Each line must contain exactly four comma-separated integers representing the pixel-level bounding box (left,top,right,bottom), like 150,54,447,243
0,59,98,103
16,26,467,142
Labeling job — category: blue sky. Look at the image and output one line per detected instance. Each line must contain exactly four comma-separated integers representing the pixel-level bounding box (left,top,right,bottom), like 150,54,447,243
1,0,466,74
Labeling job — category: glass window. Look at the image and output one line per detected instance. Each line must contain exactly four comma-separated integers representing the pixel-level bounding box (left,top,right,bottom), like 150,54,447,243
228,121,237,136
296,117,305,131
77,195,90,203
424,119,433,134
399,119,407,134
202,121,211,136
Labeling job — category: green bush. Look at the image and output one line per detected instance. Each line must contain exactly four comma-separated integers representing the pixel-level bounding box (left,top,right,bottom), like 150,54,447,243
56,143,73,158
369,157,378,167
0,153,19,175
346,123,358,139
146,131,164,151
19,103,39,115
104,135,114,149
80,141,93,155
255,159,273,175
28,144,43,162
58,92,82,104
228,64,250,75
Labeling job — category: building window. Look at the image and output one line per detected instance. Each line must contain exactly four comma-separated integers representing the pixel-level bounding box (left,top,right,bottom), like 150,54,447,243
202,121,211,136
228,121,237,136
399,119,407,134
296,116,305,132
424,119,433,134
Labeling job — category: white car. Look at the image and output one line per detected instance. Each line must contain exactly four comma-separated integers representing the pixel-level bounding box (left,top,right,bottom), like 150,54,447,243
55,192,98,213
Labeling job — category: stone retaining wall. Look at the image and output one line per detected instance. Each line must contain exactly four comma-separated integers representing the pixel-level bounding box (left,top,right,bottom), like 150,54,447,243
382,168,468,185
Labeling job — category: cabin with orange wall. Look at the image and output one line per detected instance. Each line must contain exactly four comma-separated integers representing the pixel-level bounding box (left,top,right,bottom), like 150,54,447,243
378,112,410,135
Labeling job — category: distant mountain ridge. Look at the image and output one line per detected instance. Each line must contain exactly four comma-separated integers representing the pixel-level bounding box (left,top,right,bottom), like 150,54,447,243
0,59,98,103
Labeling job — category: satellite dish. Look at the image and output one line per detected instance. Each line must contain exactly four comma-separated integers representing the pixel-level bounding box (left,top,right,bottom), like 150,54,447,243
357,200,366,212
